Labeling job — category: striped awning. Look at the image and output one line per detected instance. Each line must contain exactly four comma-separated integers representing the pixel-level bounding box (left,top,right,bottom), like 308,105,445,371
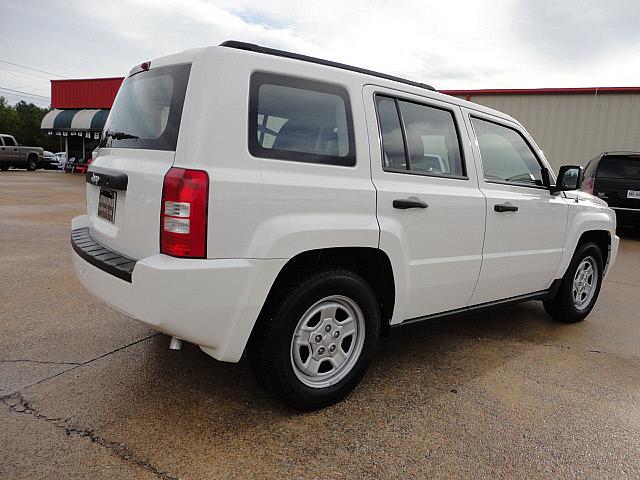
41,108,110,132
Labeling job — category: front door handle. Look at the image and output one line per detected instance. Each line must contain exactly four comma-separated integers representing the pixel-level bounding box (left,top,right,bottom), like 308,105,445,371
494,202,518,212
393,198,428,209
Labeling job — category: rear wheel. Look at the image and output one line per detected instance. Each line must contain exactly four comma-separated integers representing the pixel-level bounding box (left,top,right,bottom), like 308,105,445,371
249,269,380,411
26,156,38,171
543,242,604,323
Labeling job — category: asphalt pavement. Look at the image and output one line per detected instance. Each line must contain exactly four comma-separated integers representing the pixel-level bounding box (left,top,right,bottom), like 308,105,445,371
1,170,639,479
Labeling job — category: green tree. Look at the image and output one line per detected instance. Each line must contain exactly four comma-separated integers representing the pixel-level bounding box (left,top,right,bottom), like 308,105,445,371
0,97,59,151
0,97,18,135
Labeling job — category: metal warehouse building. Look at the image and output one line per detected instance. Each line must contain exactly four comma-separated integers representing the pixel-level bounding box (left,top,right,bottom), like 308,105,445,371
442,87,640,171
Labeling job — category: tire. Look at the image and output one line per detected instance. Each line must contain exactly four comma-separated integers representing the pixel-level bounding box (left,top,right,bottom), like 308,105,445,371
543,242,604,323
0,166,8,171
249,269,381,411
26,156,38,171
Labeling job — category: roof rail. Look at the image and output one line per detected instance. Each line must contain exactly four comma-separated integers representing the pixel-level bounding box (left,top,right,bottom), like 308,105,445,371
220,40,436,92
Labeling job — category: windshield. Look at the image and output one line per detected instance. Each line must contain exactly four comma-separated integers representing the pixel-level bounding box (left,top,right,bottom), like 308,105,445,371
598,156,640,179
100,63,190,151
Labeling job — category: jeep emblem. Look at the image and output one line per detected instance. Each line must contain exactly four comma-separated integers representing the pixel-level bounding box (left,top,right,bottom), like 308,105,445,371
90,173,100,185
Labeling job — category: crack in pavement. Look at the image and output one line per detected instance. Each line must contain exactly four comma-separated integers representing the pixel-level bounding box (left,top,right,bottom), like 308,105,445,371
425,329,640,361
604,280,640,287
2,393,179,480
0,359,81,366
0,332,161,400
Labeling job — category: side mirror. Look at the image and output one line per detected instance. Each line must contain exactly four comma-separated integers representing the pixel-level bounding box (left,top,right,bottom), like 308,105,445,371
551,165,583,193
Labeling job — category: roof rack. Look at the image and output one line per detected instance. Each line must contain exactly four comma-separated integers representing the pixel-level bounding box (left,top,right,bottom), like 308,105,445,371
220,40,436,92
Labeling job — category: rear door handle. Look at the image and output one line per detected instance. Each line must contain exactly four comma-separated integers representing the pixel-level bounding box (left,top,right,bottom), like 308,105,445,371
393,198,428,209
494,203,518,212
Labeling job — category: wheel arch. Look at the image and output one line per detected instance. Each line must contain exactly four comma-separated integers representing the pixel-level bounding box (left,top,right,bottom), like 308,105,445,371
576,230,611,267
250,247,396,345
554,227,612,281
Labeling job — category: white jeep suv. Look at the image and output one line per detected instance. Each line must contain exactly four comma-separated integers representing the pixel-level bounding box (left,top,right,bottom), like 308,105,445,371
72,41,619,410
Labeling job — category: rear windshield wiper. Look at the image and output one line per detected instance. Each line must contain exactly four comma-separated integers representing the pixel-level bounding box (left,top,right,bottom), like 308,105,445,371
105,130,139,140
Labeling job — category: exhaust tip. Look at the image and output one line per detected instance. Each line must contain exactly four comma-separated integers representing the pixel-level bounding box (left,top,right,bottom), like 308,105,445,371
169,336,183,350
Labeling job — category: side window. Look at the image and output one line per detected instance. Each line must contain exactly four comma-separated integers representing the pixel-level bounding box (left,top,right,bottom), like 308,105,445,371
3,136,16,146
0,137,5,146
375,96,406,170
471,117,543,186
398,100,465,177
249,72,355,166
374,95,466,178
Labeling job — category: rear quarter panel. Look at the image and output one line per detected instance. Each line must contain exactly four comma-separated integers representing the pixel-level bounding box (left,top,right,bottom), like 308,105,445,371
175,47,379,260
18,146,43,162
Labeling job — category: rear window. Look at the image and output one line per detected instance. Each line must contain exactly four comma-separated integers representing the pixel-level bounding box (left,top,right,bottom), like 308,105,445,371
597,156,640,179
248,72,356,166
100,63,190,151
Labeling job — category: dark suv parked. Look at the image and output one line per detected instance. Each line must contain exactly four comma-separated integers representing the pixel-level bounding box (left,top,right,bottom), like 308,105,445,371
583,152,640,227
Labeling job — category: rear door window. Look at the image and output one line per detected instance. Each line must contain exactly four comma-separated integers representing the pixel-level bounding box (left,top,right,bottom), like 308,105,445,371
249,72,355,166
100,63,190,151
375,95,466,178
376,96,406,170
398,100,465,177
597,156,640,179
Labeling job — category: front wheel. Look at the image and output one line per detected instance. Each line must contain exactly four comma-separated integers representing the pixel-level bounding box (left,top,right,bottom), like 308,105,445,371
26,157,38,171
249,269,380,411
543,242,604,323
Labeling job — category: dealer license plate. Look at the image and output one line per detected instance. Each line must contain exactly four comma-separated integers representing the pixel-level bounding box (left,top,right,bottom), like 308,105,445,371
627,190,640,199
98,189,116,223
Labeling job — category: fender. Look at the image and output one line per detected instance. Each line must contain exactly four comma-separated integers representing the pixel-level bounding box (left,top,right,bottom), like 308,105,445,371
217,213,380,360
20,148,43,165
552,195,616,280
24,149,43,159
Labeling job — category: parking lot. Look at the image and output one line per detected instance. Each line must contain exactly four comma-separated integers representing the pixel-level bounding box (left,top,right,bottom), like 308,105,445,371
1,170,639,479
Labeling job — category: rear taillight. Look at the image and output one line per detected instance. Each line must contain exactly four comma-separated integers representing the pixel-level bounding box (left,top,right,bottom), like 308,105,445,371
582,177,595,195
160,167,209,258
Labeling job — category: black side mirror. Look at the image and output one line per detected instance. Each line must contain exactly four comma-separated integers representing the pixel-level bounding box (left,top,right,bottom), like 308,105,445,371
551,165,583,193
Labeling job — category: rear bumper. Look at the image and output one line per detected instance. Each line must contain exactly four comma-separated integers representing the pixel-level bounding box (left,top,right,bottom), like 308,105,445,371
42,159,59,168
71,215,286,362
72,227,136,282
612,207,640,226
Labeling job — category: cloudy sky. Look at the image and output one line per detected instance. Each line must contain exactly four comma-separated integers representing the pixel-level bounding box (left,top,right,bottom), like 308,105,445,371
2,0,640,107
